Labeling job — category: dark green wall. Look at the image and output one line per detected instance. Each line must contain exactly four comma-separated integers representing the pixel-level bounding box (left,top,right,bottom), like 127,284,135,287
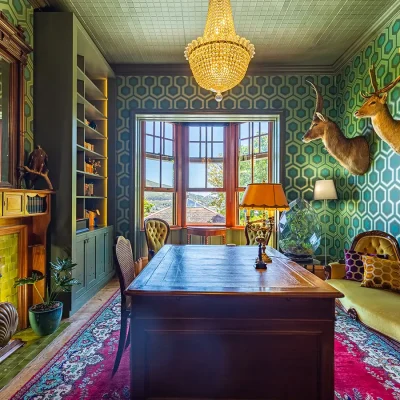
335,18,400,250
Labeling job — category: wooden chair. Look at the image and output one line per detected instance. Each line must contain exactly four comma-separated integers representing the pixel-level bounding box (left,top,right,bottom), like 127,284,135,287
244,219,265,245
113,236,135,376
144,218,170,260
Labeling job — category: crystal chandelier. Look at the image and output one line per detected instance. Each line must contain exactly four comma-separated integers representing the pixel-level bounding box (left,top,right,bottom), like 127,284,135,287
184,0,255,102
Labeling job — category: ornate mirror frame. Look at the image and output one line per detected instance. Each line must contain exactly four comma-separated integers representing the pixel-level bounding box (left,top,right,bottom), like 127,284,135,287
0,12,33,187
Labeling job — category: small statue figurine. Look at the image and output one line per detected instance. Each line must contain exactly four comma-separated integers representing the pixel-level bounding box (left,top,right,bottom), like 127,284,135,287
23,145,53,190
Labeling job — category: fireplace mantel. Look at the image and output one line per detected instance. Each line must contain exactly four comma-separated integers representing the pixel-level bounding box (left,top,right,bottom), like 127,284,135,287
0,188,53,329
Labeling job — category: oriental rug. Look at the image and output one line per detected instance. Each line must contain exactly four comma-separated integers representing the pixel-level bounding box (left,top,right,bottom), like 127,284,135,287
8,293,400,399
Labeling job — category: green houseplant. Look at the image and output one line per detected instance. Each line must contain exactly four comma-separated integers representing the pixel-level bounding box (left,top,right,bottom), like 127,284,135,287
14,257,80,336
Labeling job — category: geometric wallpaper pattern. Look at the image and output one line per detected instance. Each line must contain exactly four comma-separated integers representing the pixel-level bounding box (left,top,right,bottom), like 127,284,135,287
116,74,340,258
0,0,34,156
335,18,400,253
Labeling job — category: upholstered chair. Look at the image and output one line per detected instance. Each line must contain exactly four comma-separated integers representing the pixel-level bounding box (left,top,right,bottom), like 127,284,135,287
326,230,400,279
244,219,265,245
144,218,170,260
113,236,135,376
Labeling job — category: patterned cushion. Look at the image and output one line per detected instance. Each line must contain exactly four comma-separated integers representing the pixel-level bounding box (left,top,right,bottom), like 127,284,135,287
361,256,400,292
344,249,373,281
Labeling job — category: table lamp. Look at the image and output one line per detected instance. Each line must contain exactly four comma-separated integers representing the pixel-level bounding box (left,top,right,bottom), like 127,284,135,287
313,179,338,267
240,183,289,269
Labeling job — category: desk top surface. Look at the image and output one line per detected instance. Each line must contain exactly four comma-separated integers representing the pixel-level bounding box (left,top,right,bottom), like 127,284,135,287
125,245,342,298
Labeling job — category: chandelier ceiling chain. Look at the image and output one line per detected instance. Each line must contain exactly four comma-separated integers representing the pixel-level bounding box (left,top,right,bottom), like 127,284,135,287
184,0,255,102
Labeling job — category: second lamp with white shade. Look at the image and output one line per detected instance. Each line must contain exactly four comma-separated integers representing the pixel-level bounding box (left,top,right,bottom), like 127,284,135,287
313,179,338,267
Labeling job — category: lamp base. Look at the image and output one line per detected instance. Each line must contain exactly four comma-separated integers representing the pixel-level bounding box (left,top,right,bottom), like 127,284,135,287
255,259,267,269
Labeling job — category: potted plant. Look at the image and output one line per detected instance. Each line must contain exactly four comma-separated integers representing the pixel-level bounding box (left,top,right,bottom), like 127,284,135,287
14,257,80,336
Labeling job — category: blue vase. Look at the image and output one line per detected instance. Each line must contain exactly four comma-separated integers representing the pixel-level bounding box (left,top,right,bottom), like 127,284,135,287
28,302,63,336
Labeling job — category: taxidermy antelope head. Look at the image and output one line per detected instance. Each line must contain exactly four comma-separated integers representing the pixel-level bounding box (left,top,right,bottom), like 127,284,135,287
354,64,400,154
302,81,370,176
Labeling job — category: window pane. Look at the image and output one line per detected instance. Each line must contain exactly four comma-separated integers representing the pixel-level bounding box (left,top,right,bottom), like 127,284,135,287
260,122,269,135
200,143,206,158
189,143,199,158
254,156,268,183
260,135,268,153
146,135,153,153
189,162,206,188
213,143,224,158
207,128,212,141
189,126,200,141
161,159,174,188
213,126,224,141
240,123,249,139
154,122,161,137
164,139,173,156
207,143,212,157
186,192,226,224
207,162,223,188
154,137,161,154
253,136,260,153
200,127,206,142
239,159,251,187
165,123,173,139
144,191,174,225
145,121,153,135
146,158,160,187
240,139,249,156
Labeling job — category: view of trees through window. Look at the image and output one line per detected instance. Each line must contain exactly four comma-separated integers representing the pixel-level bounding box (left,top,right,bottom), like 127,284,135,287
142,120,273,227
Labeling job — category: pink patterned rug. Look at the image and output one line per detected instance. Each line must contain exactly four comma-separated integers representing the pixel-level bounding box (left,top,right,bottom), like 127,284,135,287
9,293,400,399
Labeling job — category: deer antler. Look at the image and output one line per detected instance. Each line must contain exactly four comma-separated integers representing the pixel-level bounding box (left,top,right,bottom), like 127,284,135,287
361,64,400,98
376,75,400,94
370,64,379,92
306,81,323,116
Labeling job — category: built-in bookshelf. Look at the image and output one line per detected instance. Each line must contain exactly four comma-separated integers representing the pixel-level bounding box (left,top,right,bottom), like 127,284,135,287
34,12,115,316
75,54,109,227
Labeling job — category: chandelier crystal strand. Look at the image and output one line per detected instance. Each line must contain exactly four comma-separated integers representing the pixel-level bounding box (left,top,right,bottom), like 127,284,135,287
184,0,255,102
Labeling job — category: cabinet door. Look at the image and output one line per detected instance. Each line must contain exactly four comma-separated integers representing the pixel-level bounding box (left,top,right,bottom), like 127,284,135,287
107,226,114,273
86,235,97,289
95,229,106,280
74,234,87,299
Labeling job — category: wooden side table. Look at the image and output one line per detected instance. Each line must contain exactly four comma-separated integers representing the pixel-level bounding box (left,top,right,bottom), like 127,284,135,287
187,226,226,245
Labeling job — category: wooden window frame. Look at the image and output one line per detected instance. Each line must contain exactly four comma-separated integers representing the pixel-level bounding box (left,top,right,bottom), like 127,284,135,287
235,121,273,226
141,121,177,227
141,120,274,229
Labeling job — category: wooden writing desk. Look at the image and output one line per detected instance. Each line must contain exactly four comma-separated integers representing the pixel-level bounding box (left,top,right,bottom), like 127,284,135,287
126,245,342,400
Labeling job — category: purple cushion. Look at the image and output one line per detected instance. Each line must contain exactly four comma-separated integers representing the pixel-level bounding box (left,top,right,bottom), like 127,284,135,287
344,249,387,281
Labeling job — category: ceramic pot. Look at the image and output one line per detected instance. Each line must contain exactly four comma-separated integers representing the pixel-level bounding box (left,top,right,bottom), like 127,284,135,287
28,302,63,336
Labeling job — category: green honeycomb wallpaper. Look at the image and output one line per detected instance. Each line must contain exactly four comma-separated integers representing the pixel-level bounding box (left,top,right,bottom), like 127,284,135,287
0,0,34,155
335,18,400,252
116,74,341,258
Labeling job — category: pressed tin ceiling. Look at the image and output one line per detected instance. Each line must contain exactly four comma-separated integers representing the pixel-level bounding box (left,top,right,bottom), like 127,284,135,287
47,0,400,68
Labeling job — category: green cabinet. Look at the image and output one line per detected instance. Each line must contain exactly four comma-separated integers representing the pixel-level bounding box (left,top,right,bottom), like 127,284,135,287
71,226,114,314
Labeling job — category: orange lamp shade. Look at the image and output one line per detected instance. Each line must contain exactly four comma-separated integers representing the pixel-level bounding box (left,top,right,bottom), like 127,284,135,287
239,183,289,211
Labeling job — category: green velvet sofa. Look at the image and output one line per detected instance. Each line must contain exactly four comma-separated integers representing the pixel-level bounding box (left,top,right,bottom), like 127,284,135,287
325,230,400,343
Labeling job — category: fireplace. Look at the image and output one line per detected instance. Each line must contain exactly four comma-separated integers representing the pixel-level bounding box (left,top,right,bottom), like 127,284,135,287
0,189,53,330
0,225,28,329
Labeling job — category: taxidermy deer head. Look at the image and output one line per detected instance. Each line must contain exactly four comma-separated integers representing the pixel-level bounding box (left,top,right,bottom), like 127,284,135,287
302,81,370,176
354,64,400,154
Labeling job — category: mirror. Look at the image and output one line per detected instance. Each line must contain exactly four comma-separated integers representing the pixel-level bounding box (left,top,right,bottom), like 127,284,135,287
0,12,32,187
0,57,10,183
